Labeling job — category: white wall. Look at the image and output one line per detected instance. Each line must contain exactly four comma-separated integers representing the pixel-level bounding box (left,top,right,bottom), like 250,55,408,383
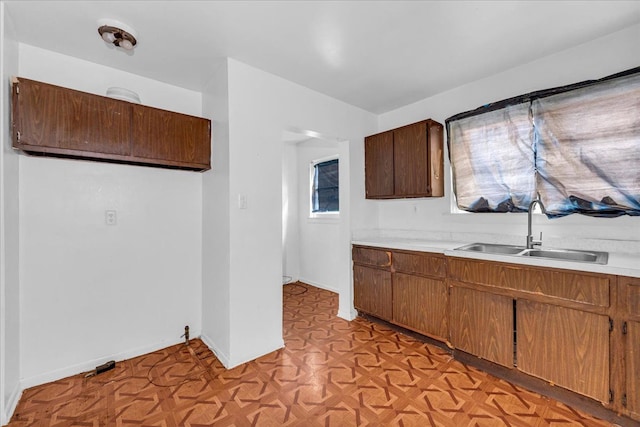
206,59,376,368
282,141,300,282
201,60,231,366
373,23,640,252
295,139,343,292
17,45,204,387
1,2,20,424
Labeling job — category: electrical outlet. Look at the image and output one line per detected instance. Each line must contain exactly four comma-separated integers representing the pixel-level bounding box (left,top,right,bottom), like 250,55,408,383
105,210,117,225
238,194,248,209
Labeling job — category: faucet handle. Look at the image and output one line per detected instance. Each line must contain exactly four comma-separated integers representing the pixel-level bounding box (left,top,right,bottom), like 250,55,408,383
532,232,543,248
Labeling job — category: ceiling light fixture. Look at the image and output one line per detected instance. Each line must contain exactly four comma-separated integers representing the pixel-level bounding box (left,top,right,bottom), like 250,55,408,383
97,19,138,50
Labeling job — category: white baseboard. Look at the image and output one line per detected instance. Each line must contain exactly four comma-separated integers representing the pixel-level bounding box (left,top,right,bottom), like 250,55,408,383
199,333,231,368
338,308,358,321
2,381,22,425
282,274,299,285
200,333,284,370
298,277,339,294
20,337,187,390
227,339,285,369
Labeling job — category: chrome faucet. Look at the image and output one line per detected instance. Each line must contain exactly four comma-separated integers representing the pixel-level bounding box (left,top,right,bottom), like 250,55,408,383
526,194,546,249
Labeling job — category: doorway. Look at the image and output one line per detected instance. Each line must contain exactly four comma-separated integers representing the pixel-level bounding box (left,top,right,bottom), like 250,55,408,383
281,129,353,319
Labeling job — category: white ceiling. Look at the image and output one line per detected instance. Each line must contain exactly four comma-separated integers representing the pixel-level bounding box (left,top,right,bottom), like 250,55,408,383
5,1,640,114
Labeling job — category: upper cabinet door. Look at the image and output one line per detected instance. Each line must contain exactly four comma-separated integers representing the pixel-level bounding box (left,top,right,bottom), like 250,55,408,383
393,121,429,197
365,131,394,198
131,104,211,169
13,78,131,156
364,119,443,199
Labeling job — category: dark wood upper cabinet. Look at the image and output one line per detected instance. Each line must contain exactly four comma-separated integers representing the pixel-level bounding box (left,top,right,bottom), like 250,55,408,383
11,77,211,171
12,77,131,156
132,104,210,168
364,131,394,198
394,121,430,196
364,119,443,199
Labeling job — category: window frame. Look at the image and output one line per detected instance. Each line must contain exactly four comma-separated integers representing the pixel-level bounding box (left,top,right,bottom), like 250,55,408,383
309,155,340,219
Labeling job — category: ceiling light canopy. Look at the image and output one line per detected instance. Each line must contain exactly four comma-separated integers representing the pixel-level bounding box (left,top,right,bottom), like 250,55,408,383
97,19,137,50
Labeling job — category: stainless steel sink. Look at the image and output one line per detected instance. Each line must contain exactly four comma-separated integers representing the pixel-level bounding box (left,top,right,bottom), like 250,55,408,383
520,248,608,264
454,243,608,265
455,243,526,255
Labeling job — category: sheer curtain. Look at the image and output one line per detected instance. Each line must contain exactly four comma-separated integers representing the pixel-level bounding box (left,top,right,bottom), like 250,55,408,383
533,72,640,217
446,67,640,218
448,102,535,212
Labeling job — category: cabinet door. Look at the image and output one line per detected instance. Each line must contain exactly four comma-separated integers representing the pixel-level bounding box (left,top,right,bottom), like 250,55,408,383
393,121,429,197
392,273,448,340
14,78,130,156
626,320,640,418
427,121,444,197
623,277,640,419
353,265,392,321
132,104,210,168
364,131,394,198
450,286,514,367
517,300,609,403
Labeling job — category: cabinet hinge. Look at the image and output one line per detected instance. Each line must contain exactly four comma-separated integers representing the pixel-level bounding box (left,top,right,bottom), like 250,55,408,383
15,85,19,95
622,321,628,335
609,318,614,332
16,131,21,142
623,393,628,407
609,389,614,403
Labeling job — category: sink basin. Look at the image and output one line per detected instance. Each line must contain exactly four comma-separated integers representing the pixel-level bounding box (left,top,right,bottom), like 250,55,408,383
521,248,608,264
454,243,526,255
454,243,608,265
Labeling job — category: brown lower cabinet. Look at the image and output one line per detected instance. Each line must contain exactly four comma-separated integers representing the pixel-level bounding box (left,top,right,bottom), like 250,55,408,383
517,300,610,402
449,256,615,404
392,273,448,339
352,245,640,423
353,264,392,321
449,286,513,367
352,246,448,340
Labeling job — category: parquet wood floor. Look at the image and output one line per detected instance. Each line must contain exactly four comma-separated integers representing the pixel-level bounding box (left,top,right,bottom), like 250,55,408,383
9,282,617,426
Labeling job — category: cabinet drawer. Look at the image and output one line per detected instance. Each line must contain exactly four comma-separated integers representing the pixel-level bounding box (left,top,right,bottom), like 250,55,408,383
448,258,610,307
392,250,445,278
352,246,391,268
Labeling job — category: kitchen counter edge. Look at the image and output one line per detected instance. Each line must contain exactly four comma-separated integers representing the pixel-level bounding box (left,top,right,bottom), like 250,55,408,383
352,238,640,279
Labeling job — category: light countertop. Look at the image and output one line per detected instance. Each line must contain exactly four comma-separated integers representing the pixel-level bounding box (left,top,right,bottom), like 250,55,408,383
352,237,640,278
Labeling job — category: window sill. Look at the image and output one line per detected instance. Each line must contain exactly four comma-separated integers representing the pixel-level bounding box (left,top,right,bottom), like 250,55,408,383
308,214,340,223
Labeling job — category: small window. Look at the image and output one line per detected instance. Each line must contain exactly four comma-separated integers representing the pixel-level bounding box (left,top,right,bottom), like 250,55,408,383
310,157,339,216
